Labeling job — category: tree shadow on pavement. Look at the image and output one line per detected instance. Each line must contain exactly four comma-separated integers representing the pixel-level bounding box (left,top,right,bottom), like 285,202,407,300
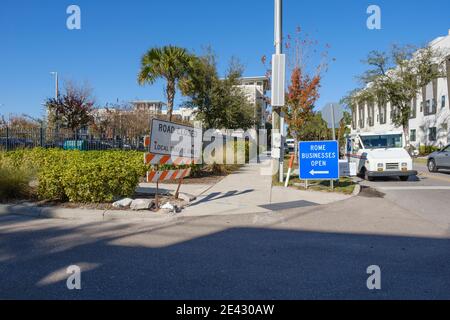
0,213,450,300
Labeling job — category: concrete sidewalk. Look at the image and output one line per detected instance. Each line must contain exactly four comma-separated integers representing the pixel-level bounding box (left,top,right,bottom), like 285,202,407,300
182,158,352,217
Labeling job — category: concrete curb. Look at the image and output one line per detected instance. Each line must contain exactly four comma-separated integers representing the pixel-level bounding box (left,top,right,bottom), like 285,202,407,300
0,203,173,222
352,183,361,197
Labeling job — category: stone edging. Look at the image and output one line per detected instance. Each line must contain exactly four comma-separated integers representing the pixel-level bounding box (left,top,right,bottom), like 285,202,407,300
0,203,173,222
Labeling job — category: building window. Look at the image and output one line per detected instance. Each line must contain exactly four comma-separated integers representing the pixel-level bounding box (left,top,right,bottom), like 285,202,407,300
428,127,437,142
352,111,357,130
410,129,416,142
368,103,375,127
426,100,431,114
410,99,417,119
442,95,446,109
432,99,437,114
358,105,365,128
379,104,387,124
420,102,423,113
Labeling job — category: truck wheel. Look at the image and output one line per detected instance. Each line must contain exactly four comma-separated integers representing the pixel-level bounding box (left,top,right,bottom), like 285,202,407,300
399,176,409,182
428,159,437,173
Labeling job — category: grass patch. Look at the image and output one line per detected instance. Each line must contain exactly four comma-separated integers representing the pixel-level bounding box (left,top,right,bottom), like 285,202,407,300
273,174,356,195
414,158,428,165
0,158,35,201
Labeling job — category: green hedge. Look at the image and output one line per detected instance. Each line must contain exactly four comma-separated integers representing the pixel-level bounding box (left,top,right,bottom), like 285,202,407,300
0,149,148,203
419,145,441,156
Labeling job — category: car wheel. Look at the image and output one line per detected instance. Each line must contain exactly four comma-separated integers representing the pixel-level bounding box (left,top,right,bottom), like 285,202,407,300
399,176,409,182
428,159,438,172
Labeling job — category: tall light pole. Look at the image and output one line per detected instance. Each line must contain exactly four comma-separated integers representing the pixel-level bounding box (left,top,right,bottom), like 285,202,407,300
50,72,59,99
50,72,59,136
272,0,286,183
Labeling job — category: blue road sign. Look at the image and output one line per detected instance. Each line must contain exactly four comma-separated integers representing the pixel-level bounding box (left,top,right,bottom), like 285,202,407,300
299,140,339,180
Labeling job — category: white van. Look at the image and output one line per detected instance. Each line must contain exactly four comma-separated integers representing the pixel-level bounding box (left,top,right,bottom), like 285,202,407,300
346,131,417,181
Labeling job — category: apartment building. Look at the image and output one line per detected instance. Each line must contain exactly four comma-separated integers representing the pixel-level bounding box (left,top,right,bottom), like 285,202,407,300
236,76,270,128
352,30,450,149
131,100,166,114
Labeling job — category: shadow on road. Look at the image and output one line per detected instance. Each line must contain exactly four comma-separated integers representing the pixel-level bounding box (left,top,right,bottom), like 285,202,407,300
1,212,450,300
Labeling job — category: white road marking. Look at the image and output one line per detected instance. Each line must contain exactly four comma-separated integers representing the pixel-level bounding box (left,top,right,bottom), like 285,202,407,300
377,186,450,191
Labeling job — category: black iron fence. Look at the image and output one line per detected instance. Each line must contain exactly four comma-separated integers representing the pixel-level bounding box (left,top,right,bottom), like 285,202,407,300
0,126,146,152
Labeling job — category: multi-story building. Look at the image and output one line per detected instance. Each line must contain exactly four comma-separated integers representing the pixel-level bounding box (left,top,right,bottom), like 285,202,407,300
352,30,450,149
131,100,166,114
236,76,270,128
162,107,197,122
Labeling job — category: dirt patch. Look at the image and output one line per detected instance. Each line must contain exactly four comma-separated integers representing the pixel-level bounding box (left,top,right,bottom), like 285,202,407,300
161,175,225,185
4,194,186,211
358,186,385,198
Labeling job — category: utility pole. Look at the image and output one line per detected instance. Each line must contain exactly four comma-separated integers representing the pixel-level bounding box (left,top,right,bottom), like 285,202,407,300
50,72,59,139
330,103,336,190
50,72,59,99
272,0,286,183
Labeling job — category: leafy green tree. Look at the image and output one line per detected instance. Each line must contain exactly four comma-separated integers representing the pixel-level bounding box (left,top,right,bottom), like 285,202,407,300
352,45,446,146
338,110,352,149
180,51,255,130
138,46,192,121
297,112,330,141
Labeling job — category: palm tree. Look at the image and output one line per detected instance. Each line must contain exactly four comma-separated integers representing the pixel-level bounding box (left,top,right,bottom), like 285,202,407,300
138,46,191,121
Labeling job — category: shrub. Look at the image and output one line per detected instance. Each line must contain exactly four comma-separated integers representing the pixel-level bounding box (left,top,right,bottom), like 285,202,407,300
1,149,147,203
38,150,147,203
0,157,33,201
419,144,440,156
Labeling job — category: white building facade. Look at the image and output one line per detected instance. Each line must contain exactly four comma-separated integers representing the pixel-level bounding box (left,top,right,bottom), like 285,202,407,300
236,76,270,128
352,30,450,149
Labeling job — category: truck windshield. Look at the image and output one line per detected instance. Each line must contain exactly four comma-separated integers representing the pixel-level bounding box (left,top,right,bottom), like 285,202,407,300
360,134,403,149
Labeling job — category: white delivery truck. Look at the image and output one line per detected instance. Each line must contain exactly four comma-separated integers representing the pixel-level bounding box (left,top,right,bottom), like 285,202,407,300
345,131,417,181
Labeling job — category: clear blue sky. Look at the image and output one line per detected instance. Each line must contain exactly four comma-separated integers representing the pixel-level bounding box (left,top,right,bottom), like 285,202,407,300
1,0,449,118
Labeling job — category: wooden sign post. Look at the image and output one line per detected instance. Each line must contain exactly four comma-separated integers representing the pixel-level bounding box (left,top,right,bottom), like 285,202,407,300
143,119,201,210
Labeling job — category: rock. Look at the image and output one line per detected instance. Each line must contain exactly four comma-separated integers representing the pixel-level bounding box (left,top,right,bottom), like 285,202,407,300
112,198,133,208
176,192,196,203
161,202,175,211
130,199,154,211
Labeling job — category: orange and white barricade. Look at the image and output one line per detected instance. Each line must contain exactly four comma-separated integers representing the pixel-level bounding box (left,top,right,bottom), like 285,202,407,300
146,168,191,183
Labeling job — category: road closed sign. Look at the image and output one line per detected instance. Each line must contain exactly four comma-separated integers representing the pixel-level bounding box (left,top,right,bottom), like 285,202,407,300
150,119,202,160
299,140,339,180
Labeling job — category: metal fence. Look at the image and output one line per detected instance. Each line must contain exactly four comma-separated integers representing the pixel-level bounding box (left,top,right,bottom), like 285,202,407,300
0,126,146,152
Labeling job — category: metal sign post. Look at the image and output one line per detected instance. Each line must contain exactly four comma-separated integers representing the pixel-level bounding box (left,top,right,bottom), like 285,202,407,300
143,119,201,210
330,103,336,191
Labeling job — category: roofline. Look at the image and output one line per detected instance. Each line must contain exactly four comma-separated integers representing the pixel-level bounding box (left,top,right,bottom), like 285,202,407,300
239,76,270,81
132,100,166,105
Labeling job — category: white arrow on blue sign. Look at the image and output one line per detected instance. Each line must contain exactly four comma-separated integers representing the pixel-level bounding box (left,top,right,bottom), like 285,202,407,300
299,140,339,180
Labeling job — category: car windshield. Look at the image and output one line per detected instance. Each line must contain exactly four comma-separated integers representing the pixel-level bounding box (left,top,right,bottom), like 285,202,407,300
360,134,403,149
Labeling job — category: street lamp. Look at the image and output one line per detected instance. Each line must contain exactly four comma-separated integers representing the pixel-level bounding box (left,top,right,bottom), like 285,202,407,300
50,72,60,136
50,72,59,99
272,0,286,183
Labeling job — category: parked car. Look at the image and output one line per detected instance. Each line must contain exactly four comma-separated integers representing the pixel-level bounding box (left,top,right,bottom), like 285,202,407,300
0,137,34,149
427,145,450,172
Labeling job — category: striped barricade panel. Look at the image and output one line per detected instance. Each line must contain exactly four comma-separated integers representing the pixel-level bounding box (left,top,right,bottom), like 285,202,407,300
146,168,191,183
144,153,197,165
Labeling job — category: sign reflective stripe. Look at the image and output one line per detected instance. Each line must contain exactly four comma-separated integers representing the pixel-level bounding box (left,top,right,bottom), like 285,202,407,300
144,153,197,165
146,168,192,183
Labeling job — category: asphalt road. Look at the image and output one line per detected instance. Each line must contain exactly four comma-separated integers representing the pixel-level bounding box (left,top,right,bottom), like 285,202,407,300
1,184,450,299
359,161,450,227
